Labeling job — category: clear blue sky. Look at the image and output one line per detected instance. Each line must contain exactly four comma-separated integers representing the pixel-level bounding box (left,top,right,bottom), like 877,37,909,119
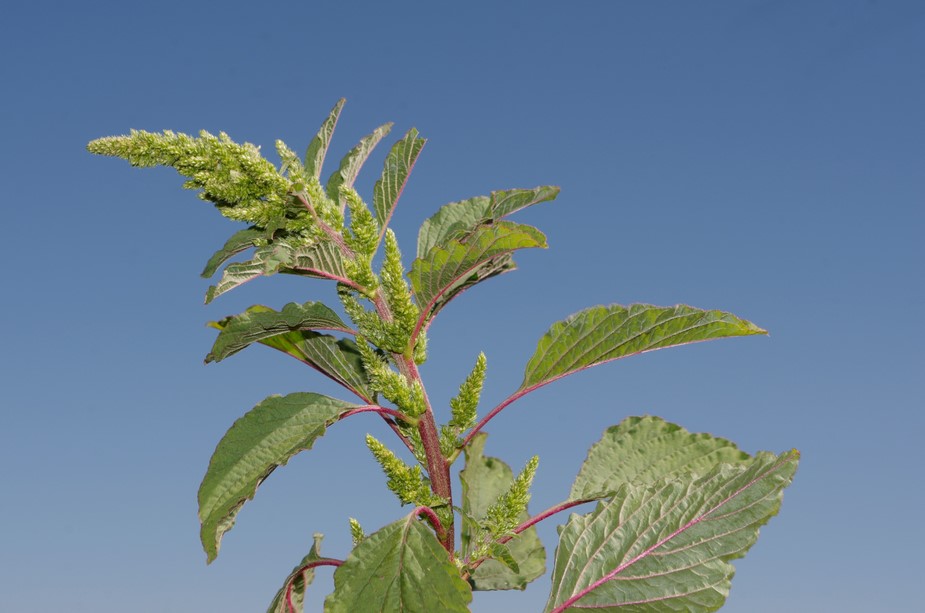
2,1,922,611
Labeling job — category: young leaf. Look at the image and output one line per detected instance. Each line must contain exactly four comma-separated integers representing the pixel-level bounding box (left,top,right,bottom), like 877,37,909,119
325,513,472,613
416,186,559,258
521,304,767,392
409,221,547,322
266,534,325,613
326,123,393,205
544,450,799,613
570,415,751,501
206,302,352,363
460,433,545,591
373,128,426,233
305,99,346,179
198,393,359,563
201,226,268,278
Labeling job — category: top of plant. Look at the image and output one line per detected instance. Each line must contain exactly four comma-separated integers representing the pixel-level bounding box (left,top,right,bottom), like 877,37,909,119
88,100,795,613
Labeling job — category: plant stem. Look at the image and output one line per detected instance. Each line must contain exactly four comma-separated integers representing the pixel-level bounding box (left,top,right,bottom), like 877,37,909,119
370,291,455,553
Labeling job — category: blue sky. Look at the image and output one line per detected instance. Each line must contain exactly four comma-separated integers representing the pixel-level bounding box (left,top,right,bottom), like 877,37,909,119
2,1,923,611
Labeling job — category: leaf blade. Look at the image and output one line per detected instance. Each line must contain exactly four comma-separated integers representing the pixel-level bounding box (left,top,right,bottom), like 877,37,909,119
570,416,751,501
522,304,766,392
206,302,351,364
325,123,393,204
409,221,547,320
325,514,472,613
201,226,268,278
198,393,357,563
545,450,799,613
373,128,426,232
305,99,345,179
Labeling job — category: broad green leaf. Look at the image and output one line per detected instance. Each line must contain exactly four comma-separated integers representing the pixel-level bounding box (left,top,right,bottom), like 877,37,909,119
545,450,799,613
570,416,751,501
206,302,351,363
305,99,345,179
198,393,357,563
459,433,545,591
260,332,374,401
206,239,349,303
325,514,472,613
267,534,325,613
521,304,767,392
325,123,393,204
373,128,426,232
417,186,559,258
409,221,547,318
201,226,267,278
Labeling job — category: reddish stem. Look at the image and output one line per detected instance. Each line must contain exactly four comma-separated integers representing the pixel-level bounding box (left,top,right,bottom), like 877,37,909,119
413,505,446,540
284,558,343,613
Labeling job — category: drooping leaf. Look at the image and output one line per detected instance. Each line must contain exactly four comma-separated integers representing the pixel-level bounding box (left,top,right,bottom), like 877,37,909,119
260,332,374,401
521,304,767,392
416,186,559,258
325,123,393,204
201,226,268,278
459,433,545,591
409,221,547,319
373,128,426,233
198,393,358,563
325,514,472,613
570,415,751,501
205,239,349,303
206,302,351,363
305,99,345,179
544,450,799,613
266,534,325,613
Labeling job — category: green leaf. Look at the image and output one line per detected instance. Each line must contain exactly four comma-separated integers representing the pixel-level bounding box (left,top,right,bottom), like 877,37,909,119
570,416,751,501
326,123,393,204
305,99,345,179
521,304,767,392
417,195,490,259
373,128,426,232
325,514,472,613
206,302,351,363
206,239,349,303
459,433,545,591
409,221,547,320
198,393,357,563
416,186,559,258
201,226,267,278
260,332,374,401
544,450,799,613
266,534,325,613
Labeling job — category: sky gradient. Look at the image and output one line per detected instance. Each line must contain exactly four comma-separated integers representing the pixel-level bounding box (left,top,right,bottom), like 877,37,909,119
2,1,923,611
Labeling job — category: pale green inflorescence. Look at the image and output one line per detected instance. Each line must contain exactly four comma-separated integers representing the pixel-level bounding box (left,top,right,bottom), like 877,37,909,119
348,518,365,546
441,352,487,458
468,456,540,565
366,434,446,510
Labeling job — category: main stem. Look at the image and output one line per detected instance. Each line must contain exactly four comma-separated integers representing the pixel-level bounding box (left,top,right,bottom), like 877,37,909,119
373,294,455,553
